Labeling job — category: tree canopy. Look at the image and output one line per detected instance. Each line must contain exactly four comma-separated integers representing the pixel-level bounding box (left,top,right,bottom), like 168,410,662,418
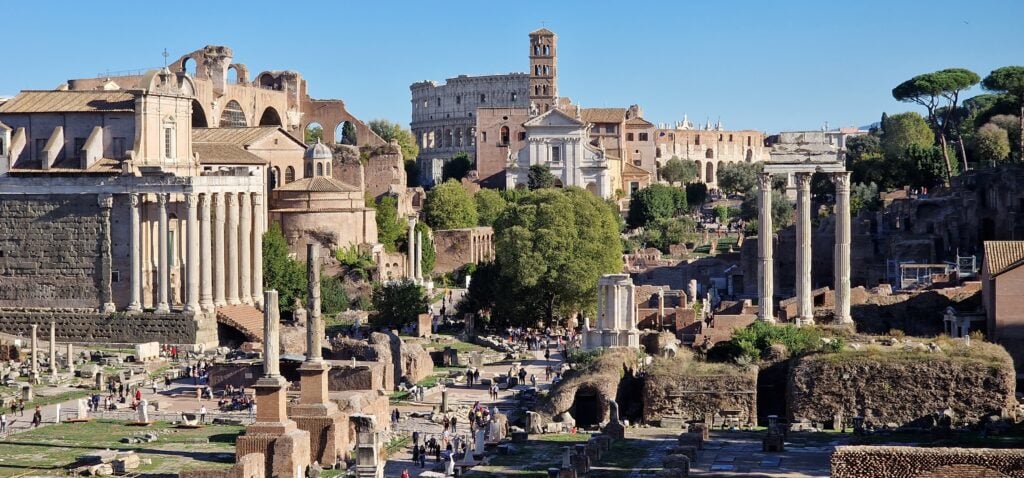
880,112,935,158
423,179,478,230
368,119,419,162
983,66,1024,158
262,224,306,314
487,187,622,326
442,152,473,182
339,122,357,146
370,280,429,330
740,189,793,233
975,123,1011,162
627,183,685,229
659,157,698,185
373,195,406,253
716,162,760,196
527,164,558,190
685,183,708,211
475,188,507,227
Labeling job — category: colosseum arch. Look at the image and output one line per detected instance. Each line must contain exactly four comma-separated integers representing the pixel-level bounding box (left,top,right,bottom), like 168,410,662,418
705,162,714,183
746,148,753,162
705,148,714,159
259,107,282,126
220,100,247,127
191,99,209,127
181,57,198,77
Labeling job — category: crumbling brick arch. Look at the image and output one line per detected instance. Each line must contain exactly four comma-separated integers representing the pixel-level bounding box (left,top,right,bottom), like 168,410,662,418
228,63,249,85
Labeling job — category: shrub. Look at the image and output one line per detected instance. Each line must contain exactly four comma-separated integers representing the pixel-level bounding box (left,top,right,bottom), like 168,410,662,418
320,275,350,315
335,245,375,280
710,322,823,363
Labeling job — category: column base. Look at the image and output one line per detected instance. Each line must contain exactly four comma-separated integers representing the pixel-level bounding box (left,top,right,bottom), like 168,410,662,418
252,296,263,309
200,301,215,313
126,303,142,315
796,316,815,327
241,296,253,306
214,299,227,308
155,303,170,314
835,315,854,325
758,314,776,324
185,304,201,315
99,303,116,314
227,298,241,306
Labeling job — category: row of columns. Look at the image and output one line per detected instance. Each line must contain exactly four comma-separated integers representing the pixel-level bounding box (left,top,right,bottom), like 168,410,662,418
127,191,264,315
757,171,852,325
469,232,494,263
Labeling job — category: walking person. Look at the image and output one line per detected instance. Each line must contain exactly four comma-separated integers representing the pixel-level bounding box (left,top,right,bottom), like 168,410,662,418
200,405,207,424
31,406,41,428
451,415,458,433
1,411,7,433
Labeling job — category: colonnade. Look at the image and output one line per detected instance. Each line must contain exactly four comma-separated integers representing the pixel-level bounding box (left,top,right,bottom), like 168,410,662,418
757,171,852,325
127,191,265,315
469,232,495,263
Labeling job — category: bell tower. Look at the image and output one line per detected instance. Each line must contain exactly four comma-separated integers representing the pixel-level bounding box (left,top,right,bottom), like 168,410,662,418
529,28,557,112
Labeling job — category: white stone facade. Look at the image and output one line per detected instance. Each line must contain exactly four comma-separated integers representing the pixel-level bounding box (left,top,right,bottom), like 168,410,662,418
506,108,612,198
583,274,640,350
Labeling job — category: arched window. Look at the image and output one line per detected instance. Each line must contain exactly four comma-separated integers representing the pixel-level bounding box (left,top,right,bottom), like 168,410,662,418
729,134,734,142
706,162,714,183
499,126,510,146
191,99,208,127
258,107,281,126
316,163,324,176
705,148,714,159
285,166,295,183
455,128,462,147
444,129,452,147
534,45,540,55
747,136,752,146
719,134,723,141
219,100,247,127
542,85,548,95
305,163,313,178
269,167,280,191
535,65,541,75
695,135,701,145
535,85,540,95
695,161,702,179
544,45,550,55
746,149,753,162
326,163,331,176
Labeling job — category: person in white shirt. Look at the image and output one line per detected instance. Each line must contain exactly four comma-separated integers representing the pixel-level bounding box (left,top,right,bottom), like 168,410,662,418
200,405,207,424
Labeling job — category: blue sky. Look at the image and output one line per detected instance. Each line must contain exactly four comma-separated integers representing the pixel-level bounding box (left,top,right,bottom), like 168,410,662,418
3,0,1021,132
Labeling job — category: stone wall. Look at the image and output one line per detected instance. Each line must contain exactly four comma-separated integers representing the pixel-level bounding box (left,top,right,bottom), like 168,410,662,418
831,445,1024,478
0,311,199,345
0,194,104,309
788,343,1016,427
642,356,758,425
432,227,494,274
328,362,387,391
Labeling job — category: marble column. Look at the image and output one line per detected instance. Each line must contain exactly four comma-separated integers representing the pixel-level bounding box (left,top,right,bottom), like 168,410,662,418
833,171,853,324
226,193,240,305
49,322,56,376
30,324,38,374
185,193,201,314
127,193,142,313
199,193,214,312
239,192,253,305
795,172,814,326
756,173,775,323
415,229,423,281
213,193,227,307
264,290,281,377
407,216,417,281
306,244,323,362
251,193,265,308
66,343,74,374
98,194,116,313
156,193,171,313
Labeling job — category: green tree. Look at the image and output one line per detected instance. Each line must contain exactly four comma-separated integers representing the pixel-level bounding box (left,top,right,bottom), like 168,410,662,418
893,68,981,181
370,280,429,329
715,162,760,196
685,183,708,210
850,182,881,215
374,195,406,253
901,144,952,189
982,66,1024,158
493,188,621,326
413,222,436,275
974,123,1011,163
321,274,350,315
527,164,557,190
262,224,307,314
659,156,698,185
305,125,323,145
844,135,882,166
340,122,358,146
627,184,681,229
475,188,507,227
423,179,478,230
740,189,793,232
368,119,420,162
442,152,473,182
640,217,697,253
989,115,1022,156
880,112,935,158
713,205,731,223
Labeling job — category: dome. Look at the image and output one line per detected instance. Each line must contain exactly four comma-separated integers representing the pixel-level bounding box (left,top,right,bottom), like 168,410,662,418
304,140,333,160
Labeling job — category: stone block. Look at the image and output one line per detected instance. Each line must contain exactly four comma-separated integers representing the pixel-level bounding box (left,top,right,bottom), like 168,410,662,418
677,432,703,450
134,342,160,362
663,454,690,473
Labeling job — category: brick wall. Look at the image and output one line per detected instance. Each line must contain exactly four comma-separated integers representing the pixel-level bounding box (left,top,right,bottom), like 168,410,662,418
831,446,1024,478
0,194,104,309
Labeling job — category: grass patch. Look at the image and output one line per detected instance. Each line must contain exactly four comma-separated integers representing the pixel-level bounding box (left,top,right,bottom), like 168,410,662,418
324,315,356,337
423,334,489,354
0,419,242,477
385,435,411,457
28,390,92,409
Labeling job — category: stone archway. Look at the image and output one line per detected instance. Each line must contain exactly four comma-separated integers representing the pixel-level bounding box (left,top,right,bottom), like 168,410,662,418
259,107,282,126
191,99,208,127
570,387,606,428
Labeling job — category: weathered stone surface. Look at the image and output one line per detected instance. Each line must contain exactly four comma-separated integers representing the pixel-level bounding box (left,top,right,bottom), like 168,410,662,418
832,445,1024,478
643,356,757,426
0,311,199,345
788,342,1016,428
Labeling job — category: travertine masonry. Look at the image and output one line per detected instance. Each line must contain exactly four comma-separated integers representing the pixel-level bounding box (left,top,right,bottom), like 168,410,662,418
832,446,1024,478
0,311,199,345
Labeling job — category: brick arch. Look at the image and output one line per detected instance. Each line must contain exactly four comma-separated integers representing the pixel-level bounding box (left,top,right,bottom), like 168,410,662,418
915,464,1010,478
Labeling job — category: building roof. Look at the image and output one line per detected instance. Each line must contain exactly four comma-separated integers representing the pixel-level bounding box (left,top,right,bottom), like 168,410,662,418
192,127,304,147
0,90,136,114
530,28,556,36
304,141,333,160
193,143,267,165
984,241,1024,277
622,162,652,178
274,175,360,193
625,117,655,128
580,108,626,124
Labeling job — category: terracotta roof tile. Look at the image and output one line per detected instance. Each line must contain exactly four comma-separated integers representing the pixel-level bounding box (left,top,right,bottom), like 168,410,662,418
580,108,626,124
984,241,1024,277
192,127,304,147
193,143,266,165
0,90,135,113
275,176,360,193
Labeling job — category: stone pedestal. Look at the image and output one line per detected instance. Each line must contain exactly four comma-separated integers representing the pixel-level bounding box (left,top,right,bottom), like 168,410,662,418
238,376,312,478
352,414,384,478
289,360,346,467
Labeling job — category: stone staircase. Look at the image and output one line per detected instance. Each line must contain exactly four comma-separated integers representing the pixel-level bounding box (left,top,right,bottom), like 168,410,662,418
215,305,264,341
